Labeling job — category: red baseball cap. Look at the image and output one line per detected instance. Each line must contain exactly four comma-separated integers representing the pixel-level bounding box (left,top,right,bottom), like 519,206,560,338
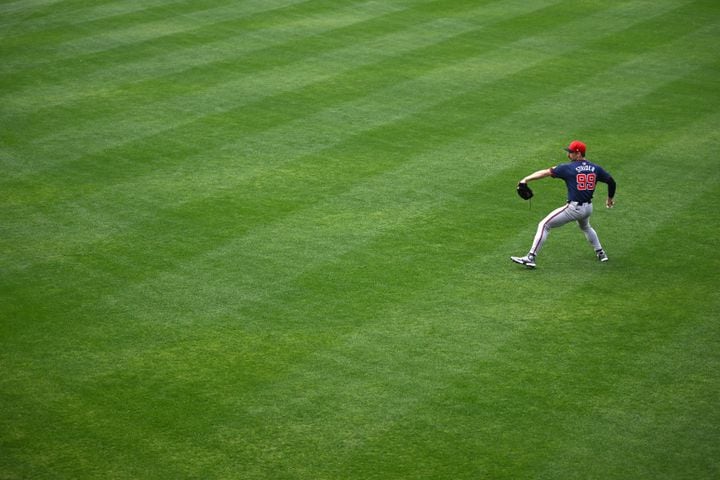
564,140,586,155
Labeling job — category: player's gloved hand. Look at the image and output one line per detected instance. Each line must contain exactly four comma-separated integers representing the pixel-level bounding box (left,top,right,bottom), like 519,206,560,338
517,182,534,200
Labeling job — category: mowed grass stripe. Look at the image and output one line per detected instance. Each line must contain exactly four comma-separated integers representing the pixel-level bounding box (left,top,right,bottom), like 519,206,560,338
0,0,584,251
0,0,471,185
0,0,413,123
1,5,481,164
2,0,710,280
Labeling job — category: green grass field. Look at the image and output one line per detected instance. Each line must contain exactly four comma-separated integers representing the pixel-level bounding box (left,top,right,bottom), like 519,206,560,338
2,0,719,478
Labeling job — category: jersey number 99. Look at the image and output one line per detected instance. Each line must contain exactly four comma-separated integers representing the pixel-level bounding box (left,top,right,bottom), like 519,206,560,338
576,173,596,191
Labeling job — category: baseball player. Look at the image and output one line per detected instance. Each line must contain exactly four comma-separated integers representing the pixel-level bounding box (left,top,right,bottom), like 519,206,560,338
511,140,616,269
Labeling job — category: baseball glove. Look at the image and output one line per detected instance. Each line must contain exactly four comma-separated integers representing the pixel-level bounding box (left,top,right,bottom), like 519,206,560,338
516,182,533,200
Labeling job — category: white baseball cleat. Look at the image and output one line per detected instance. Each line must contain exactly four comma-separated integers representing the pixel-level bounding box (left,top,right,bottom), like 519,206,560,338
511,255,536,269
596,250,609,262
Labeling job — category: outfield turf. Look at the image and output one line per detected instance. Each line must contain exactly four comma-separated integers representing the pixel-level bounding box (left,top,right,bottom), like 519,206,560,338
1,0,719,478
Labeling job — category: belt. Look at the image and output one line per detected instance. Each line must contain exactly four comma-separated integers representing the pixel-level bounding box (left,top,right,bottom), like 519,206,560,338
568,200,591,206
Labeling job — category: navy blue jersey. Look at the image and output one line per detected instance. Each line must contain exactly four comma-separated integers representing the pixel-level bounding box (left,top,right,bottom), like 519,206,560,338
551,159,613,203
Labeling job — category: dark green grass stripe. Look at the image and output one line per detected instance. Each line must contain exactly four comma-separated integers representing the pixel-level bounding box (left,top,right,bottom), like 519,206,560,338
0,0,600,118
0,0,572,219
0,13,495,219
0,0,62,16
15,0,696,217
606,116,720,263
327,272,719,478
1,384,219,478
0,2,482,137
1,1,483,176
456,206,720,479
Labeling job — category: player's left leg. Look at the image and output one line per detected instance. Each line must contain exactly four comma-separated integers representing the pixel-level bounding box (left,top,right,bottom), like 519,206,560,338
577,208,607,261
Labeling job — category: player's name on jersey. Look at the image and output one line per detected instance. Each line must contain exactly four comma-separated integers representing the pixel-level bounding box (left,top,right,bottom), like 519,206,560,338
575,164,596,173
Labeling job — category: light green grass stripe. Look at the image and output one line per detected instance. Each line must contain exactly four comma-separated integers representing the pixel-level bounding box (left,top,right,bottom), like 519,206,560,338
0,1,454,168
603,115,720,255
